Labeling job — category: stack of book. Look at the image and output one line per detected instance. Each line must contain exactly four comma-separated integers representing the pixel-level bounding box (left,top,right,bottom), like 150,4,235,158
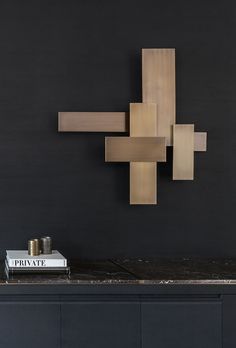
5,250,70,274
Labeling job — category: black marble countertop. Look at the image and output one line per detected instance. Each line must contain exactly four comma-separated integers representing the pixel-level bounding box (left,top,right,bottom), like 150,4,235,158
2,258,236,285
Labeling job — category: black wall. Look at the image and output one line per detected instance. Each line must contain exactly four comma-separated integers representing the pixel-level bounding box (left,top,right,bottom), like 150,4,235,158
0,0,235,259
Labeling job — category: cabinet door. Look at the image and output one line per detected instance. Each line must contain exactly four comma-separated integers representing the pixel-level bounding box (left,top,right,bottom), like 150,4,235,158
61,302,140,348
142,301,222,348
0,302,60,348
222,295,236,348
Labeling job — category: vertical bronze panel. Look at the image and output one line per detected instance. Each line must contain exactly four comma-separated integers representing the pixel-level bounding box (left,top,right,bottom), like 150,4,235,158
129,103,157,205
130,163,157,204
173,125,194,180
130,103,157,137
142,48,176,145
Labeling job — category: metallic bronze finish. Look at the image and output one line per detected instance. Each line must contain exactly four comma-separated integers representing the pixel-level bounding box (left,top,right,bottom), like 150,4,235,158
28,239,40,256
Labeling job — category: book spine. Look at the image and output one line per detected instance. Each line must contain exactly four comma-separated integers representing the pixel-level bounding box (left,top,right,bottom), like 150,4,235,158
7,258,67,268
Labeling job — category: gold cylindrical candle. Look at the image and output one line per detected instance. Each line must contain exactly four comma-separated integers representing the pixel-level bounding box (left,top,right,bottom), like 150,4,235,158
28,239,40,256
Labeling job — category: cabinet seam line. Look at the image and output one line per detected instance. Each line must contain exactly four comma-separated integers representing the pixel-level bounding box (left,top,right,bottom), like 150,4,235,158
140,300,142,348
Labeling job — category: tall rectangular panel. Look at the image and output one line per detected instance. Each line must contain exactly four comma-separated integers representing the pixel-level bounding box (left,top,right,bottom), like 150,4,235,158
0,303,60,348
223,295,236,348
61,302,140,348
142,48,176,145
130,162,157,204
173,125,194,180
129,103,157,205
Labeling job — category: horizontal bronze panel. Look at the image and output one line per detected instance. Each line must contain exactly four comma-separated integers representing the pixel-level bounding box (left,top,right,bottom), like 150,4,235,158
58,112,128,132
194,132,207,152
105,137,166,162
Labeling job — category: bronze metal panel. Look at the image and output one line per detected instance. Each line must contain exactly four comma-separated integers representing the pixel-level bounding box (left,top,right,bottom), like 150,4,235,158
129,103,159,204
105,137,166,162
130,103,157,137
173,124,194,180
130,162,157,204
142,49,176,145
58,112,128,132
194,132,207,152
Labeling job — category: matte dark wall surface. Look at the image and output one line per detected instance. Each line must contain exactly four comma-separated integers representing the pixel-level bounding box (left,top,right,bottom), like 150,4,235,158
0,0,235,259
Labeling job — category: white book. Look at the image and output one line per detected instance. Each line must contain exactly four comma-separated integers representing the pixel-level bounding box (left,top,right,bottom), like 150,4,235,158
6,250,67,268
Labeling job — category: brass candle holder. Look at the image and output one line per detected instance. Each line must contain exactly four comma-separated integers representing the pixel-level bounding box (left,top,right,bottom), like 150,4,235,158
28,239,40,256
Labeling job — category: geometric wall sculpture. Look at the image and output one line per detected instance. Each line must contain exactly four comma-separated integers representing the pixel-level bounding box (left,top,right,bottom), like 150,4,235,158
58,48,207,205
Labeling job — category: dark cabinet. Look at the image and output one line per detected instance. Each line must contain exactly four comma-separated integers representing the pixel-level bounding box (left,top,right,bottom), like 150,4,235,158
0,294,229,348
61,302,140,348
142,301,222,348
223,295,236,348
0,302,60,348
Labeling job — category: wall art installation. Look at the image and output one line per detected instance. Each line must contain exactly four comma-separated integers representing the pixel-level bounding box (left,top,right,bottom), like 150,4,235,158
58,48,207,205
